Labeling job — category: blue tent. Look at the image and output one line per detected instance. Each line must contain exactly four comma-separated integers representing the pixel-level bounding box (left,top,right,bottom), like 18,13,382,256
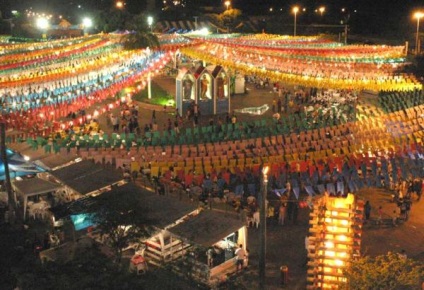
0,148,45,180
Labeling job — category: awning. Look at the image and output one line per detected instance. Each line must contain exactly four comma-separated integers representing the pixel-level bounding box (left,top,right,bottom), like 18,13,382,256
13,177,62,198
49,160,123,195
34,153,78,171
0,148,45,180
168,210,245,247
13,177,63,220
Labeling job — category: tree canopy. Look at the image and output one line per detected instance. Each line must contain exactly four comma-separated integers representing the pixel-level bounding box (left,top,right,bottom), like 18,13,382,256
217,9,243,33
89,189,154,263
342,252,424,290
121,14,160,51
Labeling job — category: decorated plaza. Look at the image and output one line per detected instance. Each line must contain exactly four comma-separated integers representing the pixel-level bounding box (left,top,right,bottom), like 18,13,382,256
1,31,424,289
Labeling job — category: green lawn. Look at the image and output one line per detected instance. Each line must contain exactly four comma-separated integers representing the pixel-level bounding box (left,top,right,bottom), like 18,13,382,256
132,81,175,107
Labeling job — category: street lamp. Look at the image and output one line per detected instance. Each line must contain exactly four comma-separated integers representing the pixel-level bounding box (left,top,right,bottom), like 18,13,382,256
292,6,299,36
414,11,424,54
319,6,325,16
147,16,153,32
82,17,92,36
225,0,231,10
116,1,124,9
36,17,49,39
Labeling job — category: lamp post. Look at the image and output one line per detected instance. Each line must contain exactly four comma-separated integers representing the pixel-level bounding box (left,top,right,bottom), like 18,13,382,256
225,0,231,10
146,47,152,99
292,6,299,36
116,1,124,9
318,6,325,17
414,12,424,54
36,17,49,39
259,166,269,290
193,16,198,30
147,16,153,32
82,17,92,36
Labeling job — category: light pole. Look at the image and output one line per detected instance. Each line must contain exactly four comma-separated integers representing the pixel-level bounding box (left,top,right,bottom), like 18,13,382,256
36,17,49,39
82,17,92,36
225,0,231,10
116,1,124,9
292,6,299,36
147,16,153,32
259,166,269,290
193,16,198,30
319,6,325,17
414,11,424,54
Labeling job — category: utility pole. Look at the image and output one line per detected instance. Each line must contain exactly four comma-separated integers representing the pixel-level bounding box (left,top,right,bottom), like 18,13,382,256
1,123,16,225
344,24,348,44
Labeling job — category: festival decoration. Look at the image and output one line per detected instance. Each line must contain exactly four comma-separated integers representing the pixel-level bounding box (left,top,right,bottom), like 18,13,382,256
307,194,364,288
181,34,421,91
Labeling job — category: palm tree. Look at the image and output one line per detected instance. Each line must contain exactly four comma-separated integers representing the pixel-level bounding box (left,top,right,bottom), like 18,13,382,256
121,14,160,50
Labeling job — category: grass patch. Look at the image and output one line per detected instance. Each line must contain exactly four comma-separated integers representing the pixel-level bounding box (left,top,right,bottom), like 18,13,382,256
133,81,175,106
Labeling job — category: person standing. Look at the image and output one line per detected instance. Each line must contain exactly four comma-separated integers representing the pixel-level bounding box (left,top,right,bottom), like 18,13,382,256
151,110,156,122
174,119,179,135
376,206,383,225
235,244,246,272
392,210,398,227
206,247,214,267
405,198,412,221
277,98,282,113
364,201,371,221
278,200,287,226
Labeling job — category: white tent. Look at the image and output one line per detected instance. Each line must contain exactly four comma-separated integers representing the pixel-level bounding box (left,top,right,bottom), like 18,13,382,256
13,178,63,220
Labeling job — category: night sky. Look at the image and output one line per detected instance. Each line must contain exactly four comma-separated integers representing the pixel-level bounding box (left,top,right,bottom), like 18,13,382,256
2,0,422,14
1,0,423,35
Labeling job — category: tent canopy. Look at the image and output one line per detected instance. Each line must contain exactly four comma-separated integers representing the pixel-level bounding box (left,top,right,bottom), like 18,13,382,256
13,177,63,220
168,210,244,247
34,153,78,171
0,148,45,180
13,177,62,198
49,160,123,195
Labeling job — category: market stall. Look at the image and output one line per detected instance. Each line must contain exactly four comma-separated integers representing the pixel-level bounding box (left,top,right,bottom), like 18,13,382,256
13,177,63,220
167,210,247,285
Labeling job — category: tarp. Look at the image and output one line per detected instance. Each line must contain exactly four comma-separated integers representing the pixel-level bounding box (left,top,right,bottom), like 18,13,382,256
168,210,244,247
0,148,45,180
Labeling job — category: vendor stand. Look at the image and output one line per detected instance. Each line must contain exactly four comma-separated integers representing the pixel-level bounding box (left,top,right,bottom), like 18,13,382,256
167,210,247,285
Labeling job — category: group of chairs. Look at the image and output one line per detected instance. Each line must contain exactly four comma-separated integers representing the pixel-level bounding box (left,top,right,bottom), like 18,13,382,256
17,100,356,155
379,90,424,114
27,200,51,220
